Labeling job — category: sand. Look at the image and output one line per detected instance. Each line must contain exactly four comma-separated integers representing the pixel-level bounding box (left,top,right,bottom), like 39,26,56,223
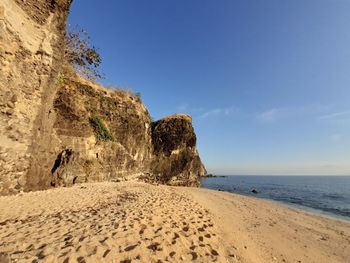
0,182,349,263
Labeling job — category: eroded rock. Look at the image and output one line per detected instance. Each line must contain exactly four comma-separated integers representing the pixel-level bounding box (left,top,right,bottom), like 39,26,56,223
0,0,206,194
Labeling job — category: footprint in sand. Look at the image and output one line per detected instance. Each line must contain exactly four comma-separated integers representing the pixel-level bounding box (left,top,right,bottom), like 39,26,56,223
0,183,239,263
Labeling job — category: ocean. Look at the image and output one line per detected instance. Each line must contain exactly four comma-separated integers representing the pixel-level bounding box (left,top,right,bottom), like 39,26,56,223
200,176,350,221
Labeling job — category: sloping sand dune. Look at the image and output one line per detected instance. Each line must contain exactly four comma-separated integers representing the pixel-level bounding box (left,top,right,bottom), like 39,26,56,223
0,182,349,263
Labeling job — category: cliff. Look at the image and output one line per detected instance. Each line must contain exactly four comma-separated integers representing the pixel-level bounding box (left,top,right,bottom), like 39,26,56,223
50,77,206,188
0,0,72,195
0,0,206,195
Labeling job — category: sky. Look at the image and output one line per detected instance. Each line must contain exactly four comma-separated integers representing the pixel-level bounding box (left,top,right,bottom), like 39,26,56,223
68,0,350,175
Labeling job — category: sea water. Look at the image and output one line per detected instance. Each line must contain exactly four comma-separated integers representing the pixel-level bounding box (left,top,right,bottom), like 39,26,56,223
201,176,350,221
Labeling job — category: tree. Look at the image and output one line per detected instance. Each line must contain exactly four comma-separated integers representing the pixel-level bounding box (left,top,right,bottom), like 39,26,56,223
64,27,103,80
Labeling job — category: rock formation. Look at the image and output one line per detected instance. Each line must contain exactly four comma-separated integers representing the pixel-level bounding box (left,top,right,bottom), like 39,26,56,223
151,115,207,186
0,0,72,195
0,0,206,195
50,77,206,188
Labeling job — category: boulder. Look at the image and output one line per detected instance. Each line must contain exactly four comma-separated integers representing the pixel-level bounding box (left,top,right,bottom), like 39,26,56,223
151,114,207,186
251,188,259,194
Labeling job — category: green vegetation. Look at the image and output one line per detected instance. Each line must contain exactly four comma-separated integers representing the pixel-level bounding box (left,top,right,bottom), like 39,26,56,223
134,92,142,103
56,72,66,85
89,115,114,141
106,85,143,103
77,82,101,97
64,27,103,80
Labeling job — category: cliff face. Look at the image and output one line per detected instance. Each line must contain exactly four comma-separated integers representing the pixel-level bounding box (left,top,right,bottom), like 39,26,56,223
0,0,206,195
50,77,153,187
0,0,72,195
50,78,206,188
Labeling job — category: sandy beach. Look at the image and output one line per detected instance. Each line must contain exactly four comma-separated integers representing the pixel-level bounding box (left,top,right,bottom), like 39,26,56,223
0,182,349,263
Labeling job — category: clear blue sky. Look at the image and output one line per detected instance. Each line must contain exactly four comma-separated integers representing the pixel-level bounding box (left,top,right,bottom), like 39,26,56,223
68,0,350,175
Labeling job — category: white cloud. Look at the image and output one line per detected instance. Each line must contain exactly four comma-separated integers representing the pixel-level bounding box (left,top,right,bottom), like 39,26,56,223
257,108,279,122
257,104,330,123
318,111,350,121
198,106,237,119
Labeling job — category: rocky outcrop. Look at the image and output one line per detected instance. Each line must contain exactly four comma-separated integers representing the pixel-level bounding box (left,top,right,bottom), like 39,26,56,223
0,0,72,195
151,115,207,186
0,0,206,195
50,77,153,187
49,78,206,188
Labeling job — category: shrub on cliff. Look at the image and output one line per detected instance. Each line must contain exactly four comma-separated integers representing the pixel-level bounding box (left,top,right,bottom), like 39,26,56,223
89,115,114,141
64,27,103,80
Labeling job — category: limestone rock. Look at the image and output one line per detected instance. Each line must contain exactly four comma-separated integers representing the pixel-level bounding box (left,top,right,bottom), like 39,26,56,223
0,0,206,195
0,0,72,195
151,114,207,186
49,79,206,188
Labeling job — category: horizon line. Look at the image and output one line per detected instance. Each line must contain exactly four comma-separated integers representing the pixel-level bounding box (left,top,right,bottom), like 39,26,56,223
208,174,350,177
